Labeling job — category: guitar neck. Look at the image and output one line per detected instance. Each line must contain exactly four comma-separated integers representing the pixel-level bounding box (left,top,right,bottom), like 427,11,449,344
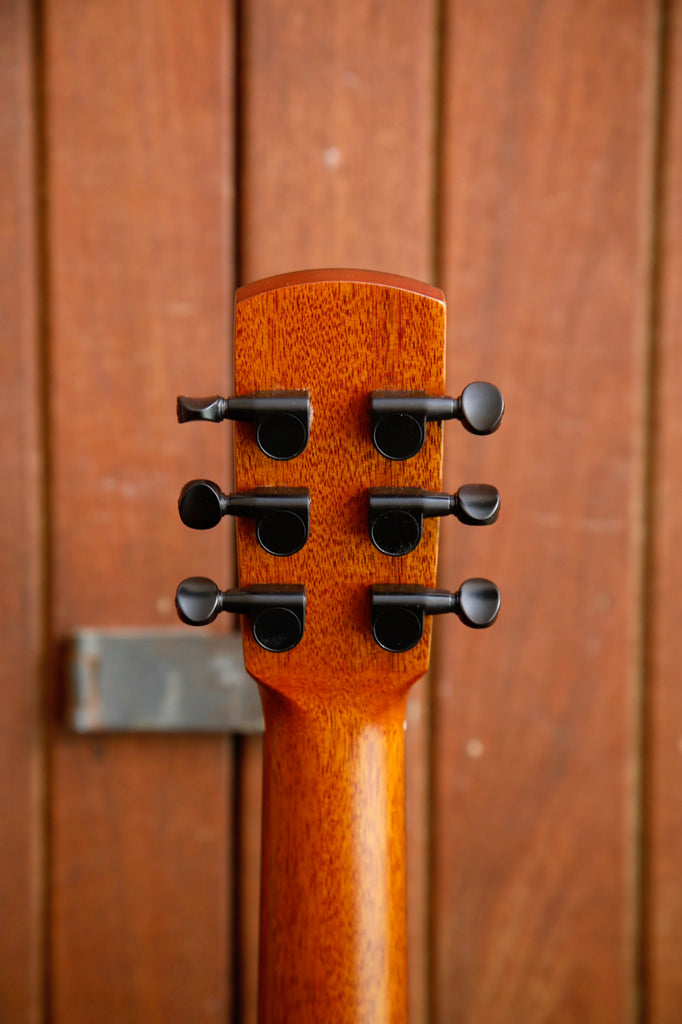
258,687,408,1023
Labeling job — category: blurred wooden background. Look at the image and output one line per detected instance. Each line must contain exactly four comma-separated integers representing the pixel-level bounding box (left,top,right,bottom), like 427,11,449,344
2,0,681,1021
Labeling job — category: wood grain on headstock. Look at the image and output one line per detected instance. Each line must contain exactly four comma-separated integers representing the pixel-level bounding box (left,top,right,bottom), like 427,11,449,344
234,270,445,1023
235,269,445,699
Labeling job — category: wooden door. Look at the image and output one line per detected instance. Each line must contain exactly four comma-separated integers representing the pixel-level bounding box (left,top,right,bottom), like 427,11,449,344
2,1,681,1022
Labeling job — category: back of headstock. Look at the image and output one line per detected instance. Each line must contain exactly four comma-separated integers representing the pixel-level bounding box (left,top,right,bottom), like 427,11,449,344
176,269,502,709
235,269,447,704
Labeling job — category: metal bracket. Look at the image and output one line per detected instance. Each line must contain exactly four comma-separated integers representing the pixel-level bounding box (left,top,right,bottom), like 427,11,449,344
66,630,263,734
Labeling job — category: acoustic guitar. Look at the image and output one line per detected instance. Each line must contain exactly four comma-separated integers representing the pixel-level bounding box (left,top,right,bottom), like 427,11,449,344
174,269,502,1023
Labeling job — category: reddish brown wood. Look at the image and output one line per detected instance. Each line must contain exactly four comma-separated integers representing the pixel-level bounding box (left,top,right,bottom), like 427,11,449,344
44,1,235,1019
238,9,438,1017
234,273,444,690
235,736,264,1023
0,2,43,1020
5,0,677,1016
646,2,682,1018
240,0,436,285
259,692,408,1023
233,273,445,1021
433,1,655,1020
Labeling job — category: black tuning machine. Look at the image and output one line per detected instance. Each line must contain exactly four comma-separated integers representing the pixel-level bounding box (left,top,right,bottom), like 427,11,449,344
177,390,310,460
371,580,501,652
370,382,504,460
176,577,306,652
369,485,500,556
178,481,310,557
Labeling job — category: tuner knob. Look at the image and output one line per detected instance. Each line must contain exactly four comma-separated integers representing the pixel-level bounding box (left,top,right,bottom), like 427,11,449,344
178,481,310,556
453,483,501,526
370,580,500,652
178,479,226,529
458,382,505,436
369,485,500,556
177,390,310,460
176,577,306,652
370,382,504,459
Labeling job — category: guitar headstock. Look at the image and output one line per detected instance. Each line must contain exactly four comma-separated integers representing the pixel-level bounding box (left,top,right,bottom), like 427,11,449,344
176,269,502,708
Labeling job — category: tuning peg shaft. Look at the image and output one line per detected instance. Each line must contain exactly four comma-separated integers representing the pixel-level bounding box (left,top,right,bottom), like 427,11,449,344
177,390,310,460
370,382,504,459
176,577,306,652
178,481,310,556
369,485,500,556
371,580,500,652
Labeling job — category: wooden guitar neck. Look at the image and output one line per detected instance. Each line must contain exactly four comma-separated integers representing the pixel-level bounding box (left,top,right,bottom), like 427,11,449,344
259,690,408,1021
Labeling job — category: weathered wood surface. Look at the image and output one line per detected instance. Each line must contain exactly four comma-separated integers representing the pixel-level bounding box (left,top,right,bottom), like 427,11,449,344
240,1,436,285
433,1,655,1020
6,0,682,1019
234,736,263,1023
646,1,682,1019
234,273,445,1022
44,1,235,1020
0,2,43,1021
238,6,438,1020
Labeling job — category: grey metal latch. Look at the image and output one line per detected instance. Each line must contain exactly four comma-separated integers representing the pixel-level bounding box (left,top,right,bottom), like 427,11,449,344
66,630,263,734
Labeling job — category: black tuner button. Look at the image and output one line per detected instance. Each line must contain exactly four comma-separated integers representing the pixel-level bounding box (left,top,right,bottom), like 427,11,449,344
368,485,500,556
175,575,224,626
176,578,306,652
178,482,310,556
177,390,310,460
450,484,500,526
178,479,226,529
370,580,500,652
455,578,501,629
457,382,505,436
370,382,504,459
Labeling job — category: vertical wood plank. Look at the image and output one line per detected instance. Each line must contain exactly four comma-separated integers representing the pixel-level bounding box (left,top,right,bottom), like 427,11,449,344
0,2,43,1021
434,1,655,1020
646,2,682,1018
240,0,436,284
45,2,235,1021
239,3,437,1021
234,737,263,1024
